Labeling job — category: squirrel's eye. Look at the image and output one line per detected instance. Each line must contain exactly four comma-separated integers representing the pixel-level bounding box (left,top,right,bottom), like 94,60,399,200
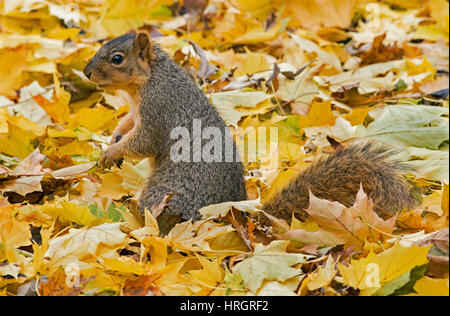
111,54,124,65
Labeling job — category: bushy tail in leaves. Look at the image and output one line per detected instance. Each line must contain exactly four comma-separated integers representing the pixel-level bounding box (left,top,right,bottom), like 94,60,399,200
263,141,420,223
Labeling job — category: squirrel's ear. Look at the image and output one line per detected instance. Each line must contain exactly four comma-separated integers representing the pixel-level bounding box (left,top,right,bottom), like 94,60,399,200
133,31,152,60
326,136,342,150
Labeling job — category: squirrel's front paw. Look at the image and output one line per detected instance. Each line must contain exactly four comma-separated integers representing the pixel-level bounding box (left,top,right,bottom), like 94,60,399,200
100,145,123,169
110,132,123,145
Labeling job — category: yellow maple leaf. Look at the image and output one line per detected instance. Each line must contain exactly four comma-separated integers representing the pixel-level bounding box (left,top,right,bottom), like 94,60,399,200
68,105,127,133
167,220,234,252
32,222,54,275
236,50,271,76
427,0,449,34
92,0,173,38
0,205,32,248
406,277,449,296
102,257,147,275
0,108,8,134
298,100,337,129
130,208,159,242
274,0,356,30
405,57,437,80
16,204,53,227
0,114,45,159
48,139,95,157
397,184,449,233
117,160,151,198
208,231,248,254
45,223,130,268
232,240,311,293
82,268,128,294
421,189,445,216
141,236,168,271
261,168,301,204
0,46,27,97
291,216,320,232
303,255,338,292
99,159,151,200
40,200,104,227
154,259,193,296
233,17,287,45
33,73,70,123
99,172,129,200
338,242,430,296
343,107,372,126
188,255,224,292
231,0,272,20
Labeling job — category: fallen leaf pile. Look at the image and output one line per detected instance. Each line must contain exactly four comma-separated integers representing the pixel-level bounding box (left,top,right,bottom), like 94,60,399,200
0,0,449,296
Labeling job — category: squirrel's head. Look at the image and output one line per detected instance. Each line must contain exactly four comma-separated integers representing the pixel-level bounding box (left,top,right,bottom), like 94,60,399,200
83,31,153,91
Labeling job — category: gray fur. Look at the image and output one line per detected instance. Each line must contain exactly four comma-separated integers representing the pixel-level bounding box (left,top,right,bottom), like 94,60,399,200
137,44,246,220
87,34,247,221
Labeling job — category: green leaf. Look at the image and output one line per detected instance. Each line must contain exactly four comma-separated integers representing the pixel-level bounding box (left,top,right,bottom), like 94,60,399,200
368,105,448,126
106,203,124,222
282,115,301,136
360,106,449,149
373,264,427,296
0,154,19,167
88,203,105,219
403,147,449,183
149,5,173,18
395,79,407,91
362,125,449,150
391,264,428,296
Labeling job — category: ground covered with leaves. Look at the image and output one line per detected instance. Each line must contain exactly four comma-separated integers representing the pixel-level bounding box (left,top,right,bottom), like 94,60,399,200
0,0,449,296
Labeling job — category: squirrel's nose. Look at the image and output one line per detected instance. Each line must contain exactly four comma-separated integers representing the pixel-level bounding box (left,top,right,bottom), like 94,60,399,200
83,65,92,80
84,70,92,79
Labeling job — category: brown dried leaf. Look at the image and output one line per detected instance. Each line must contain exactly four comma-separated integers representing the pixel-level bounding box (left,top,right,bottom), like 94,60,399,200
276,187,397,249
40,269,93,296
358,34,421,66
122,275,163,296
14,148,47,176
186,40,217,80
418,228,449,278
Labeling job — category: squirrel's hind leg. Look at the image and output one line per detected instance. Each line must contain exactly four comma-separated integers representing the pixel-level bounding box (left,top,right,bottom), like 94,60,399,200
138,177,202,234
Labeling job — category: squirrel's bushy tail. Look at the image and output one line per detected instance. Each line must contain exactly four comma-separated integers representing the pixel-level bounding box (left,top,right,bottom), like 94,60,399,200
263,142,419,222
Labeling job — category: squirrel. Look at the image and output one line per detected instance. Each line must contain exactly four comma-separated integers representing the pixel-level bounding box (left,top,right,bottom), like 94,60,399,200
83,31,419,228
83,31,247,228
